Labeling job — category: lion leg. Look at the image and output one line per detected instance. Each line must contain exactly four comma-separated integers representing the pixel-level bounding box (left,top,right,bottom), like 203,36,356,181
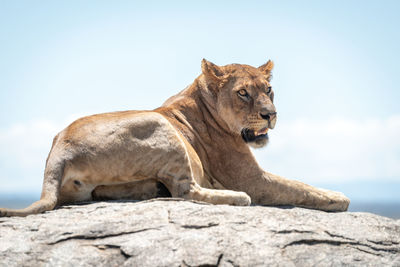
92,179,171,201
248,172,350,211
161,177,251,206
157,138,251,206
185,183,251,206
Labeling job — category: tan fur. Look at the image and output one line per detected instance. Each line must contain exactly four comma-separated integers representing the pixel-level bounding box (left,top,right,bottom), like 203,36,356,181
0,59,349,217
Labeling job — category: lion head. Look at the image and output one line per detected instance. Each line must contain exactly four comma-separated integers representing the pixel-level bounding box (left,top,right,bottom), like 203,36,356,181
200,59,276,148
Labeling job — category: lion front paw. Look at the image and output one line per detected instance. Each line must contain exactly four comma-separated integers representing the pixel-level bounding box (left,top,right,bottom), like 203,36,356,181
0,208,8,217
232,192,252,206
319,189,350,211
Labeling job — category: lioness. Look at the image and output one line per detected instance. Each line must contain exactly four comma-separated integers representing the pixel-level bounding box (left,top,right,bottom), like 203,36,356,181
0,59,350,217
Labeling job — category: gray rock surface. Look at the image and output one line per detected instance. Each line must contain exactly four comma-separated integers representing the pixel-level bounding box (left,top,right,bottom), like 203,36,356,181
0,198,399,267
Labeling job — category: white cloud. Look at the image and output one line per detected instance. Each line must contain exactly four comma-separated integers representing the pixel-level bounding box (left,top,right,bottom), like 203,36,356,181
0,115,399,194
253,115,400,183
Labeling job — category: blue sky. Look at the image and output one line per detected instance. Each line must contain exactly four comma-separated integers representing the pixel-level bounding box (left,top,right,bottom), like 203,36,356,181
0,1,399,203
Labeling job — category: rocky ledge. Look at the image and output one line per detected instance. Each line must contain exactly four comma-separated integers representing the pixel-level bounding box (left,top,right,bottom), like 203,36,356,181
0,199,399,266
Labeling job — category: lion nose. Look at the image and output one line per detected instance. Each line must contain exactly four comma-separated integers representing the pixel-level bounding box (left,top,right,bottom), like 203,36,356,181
260,111,277,121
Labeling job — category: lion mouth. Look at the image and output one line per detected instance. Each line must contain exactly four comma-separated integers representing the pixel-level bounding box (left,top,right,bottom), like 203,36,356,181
254,127,269,136
241,127,269,143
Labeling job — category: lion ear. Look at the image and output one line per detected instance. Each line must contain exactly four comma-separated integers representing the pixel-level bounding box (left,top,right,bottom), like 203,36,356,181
258,60,274,81
201,59,224,83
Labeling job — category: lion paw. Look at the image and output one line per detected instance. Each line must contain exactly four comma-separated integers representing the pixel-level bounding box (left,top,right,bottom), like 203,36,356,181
319,188,350,211
0,208,7,217
232,192,252,206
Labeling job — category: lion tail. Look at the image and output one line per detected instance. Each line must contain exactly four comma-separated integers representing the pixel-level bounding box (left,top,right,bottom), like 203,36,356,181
0,153,65,217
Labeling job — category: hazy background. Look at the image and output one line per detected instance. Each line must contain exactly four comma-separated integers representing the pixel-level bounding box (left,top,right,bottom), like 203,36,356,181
1,1,399,218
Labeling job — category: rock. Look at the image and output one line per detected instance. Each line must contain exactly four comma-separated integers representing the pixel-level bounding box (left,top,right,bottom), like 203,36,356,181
0,199,399,267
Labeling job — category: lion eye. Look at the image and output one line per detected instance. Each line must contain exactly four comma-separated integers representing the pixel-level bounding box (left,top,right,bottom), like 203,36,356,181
238,89,248,97
267,86,272,94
